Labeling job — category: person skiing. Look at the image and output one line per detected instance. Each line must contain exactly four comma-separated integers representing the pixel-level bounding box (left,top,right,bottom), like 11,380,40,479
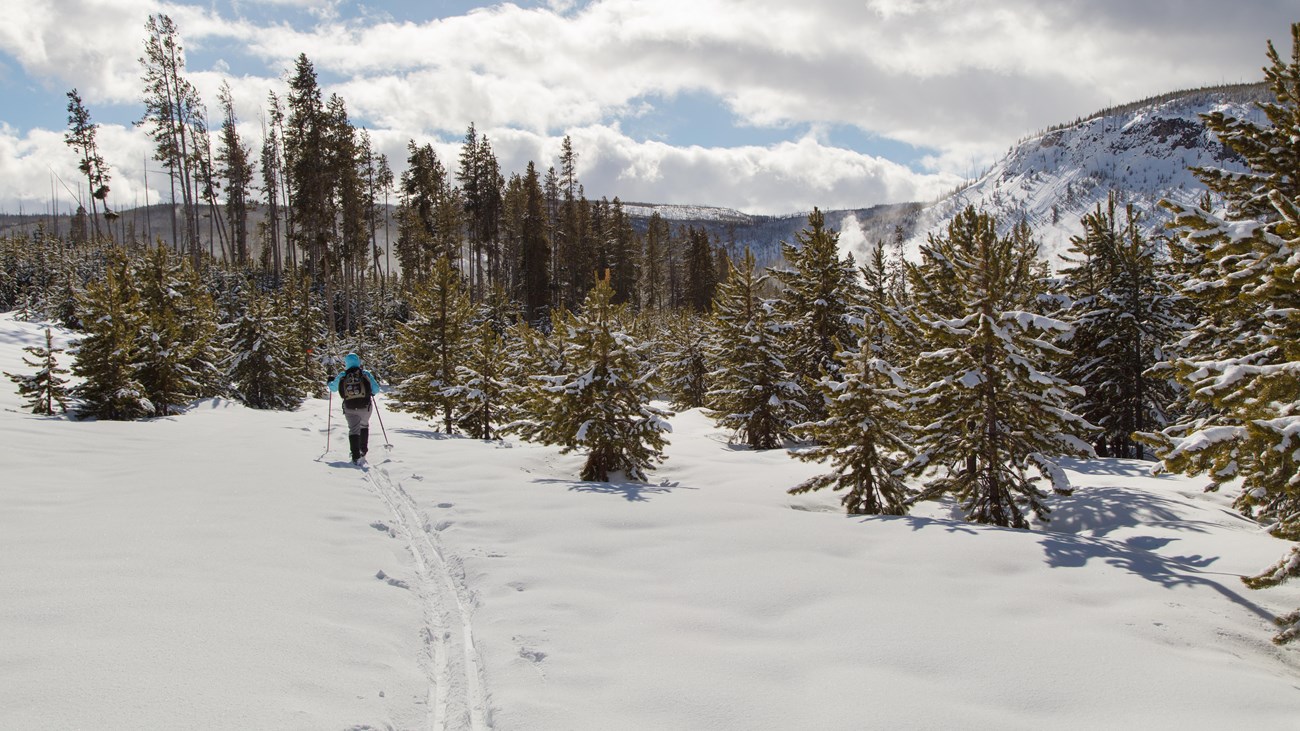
328,352,382,464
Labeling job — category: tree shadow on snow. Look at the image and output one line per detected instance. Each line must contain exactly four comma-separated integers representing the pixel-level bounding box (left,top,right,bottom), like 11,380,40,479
890,514,982,535
1043,486,1215,539
1036,531,1273,621
532,477,695,503
1055,456,1175,479
874,497,1271,621
0,327,51,347
392,427,472,442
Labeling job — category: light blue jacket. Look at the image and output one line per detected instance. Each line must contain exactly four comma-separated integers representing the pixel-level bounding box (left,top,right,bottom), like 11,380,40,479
328,353,381,398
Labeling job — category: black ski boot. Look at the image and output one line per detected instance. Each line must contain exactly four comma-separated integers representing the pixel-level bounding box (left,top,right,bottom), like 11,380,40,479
360,427,370,459
349,434,361,464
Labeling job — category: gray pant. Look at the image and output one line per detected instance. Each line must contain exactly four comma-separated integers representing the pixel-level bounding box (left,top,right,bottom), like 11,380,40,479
343,403,372,435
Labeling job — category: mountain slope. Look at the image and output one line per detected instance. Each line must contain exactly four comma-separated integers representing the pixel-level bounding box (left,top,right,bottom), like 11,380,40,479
882,83,1269,263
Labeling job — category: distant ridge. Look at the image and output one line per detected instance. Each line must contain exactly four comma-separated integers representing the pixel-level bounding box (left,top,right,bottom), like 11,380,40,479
876,82,1269,266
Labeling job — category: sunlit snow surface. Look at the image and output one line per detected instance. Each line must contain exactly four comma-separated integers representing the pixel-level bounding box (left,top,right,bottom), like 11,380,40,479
3,311,1299,729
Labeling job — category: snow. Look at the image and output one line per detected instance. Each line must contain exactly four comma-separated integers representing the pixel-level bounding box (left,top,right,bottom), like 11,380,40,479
895,91,1265,267
1002,310,1072,333
622,203,752,223
4,310,1300,728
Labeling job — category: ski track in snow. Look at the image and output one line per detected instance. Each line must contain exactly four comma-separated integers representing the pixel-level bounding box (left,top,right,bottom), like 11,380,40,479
363,458,492,731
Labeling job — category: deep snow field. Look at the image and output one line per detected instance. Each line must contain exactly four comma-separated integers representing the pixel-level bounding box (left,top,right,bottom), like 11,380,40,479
3,311,1300,730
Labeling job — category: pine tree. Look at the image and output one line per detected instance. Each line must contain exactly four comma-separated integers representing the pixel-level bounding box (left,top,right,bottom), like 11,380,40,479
259,91,286,275
607,197,638,305
1136,24,1300,643
859,243,916,364
391,257,475,432
501,314,566,442
65,88,111,242
789,321,915,515
684,226,717,313
446,314,510,440
6,327,72,415
134,245,226,416
72,251,151,420
397,141,458,284
906,207,1094,527
508,276,672,481
279,273,327,398
657,310,711,410
457,124,505,296
216,81,254,265
772,208,863,420
1059,198,1184,458
706,249,805,449
285,53,333,285
227,287,306,410
138,14,202,257
640,211,670,311
519,161,550,324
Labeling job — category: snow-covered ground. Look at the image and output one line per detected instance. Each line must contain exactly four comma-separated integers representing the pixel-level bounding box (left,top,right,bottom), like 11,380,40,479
4,311,1300,729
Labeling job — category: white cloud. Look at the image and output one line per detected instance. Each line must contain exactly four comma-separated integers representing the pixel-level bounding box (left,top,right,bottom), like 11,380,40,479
0,122,155,216
475,124,962,213
0,0,1294,214
0,118,959,217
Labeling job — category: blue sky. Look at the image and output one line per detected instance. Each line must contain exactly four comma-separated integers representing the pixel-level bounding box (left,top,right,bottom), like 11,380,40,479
0,0,1294,215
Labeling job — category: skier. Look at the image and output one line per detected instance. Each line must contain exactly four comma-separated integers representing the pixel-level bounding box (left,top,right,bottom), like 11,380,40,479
328,352,382,464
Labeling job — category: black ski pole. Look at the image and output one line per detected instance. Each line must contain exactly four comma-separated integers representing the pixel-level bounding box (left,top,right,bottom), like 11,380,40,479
325,390,333,453
373,396,392,449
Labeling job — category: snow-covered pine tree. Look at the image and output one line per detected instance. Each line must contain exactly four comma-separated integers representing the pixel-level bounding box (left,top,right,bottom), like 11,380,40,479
72,251,151,420
446,312,510,440
789,319,915,515
860,243,917,364
279,273,328,398
511,275,672,481
771,208,863,420
501,315,566,444
5,327,72,415
1059,197,1185,458
134,244,226,415
226,287,306,410
706,248,804,449
391,257,475,432
906,207,1094,527
657,309,711,410
0,239,14,312
1137,24,1300,643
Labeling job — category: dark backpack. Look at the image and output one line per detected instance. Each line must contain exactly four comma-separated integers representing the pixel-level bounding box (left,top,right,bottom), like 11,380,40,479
339,367,371,407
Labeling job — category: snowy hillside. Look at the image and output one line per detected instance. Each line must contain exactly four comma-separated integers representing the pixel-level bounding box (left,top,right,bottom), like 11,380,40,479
623,203,755,223
4,310,1300,729
888,84,1269,264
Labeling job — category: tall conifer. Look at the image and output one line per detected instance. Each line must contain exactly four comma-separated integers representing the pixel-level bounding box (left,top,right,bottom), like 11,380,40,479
509,276,671,481
227,288,305,410
706,249,804,449
1138,24,1300,642
391,258,475,432
72,252,151,420
790,321,915,515
772,208,863,420
906,207,1094,527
